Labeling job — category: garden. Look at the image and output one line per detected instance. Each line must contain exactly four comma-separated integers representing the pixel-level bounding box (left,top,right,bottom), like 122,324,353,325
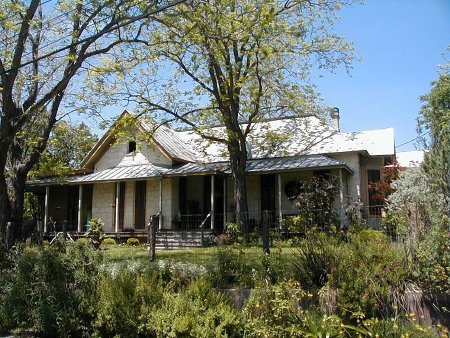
0,216,448,337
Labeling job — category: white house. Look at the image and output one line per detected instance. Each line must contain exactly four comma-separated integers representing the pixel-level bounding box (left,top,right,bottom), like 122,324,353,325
28,109,395,236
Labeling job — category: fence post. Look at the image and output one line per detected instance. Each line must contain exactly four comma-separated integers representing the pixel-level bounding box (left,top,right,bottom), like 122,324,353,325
37,221,43,246
148,214,157,262
262,210,270,255
62,220,67,241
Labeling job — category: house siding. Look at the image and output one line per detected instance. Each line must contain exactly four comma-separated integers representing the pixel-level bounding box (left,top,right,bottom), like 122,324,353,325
92,183,115,231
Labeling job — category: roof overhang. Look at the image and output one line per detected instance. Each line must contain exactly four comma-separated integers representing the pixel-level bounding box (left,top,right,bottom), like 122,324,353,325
28,155,352,187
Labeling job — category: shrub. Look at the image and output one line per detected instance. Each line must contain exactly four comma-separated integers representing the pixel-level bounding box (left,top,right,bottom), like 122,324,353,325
150,278,243,337
86,217,105,250
102,237,116,246
291,231,341,290
94,268,164,337
329,230,411,319
212,244,252,288
0,241,100,336
76,237,89,245
126,237,140,246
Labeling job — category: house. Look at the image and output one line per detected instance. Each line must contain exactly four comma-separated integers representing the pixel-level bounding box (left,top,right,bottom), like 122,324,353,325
28,108,395,239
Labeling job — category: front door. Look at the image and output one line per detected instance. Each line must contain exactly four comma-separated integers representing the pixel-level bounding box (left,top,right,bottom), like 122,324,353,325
260,174,276,226
134,181,146,229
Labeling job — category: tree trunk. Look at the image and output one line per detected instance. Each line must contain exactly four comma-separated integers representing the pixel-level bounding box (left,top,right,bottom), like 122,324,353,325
10,170,27,242
228,138,249,233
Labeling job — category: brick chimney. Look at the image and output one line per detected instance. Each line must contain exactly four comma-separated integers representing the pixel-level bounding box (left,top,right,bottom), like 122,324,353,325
331,107,340,131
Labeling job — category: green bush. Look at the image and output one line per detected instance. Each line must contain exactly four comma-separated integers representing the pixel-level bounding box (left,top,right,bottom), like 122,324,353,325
291,231,341,290
329,230,411,319
212,244,253,287
0,241,99,336
126,237,140,246
94,268,164,337
86,217,105,250
150,278,243,337
102,237,116,246
76,237,89,245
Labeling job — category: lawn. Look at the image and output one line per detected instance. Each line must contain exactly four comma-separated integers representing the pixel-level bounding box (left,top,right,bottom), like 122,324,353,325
101,244,297,268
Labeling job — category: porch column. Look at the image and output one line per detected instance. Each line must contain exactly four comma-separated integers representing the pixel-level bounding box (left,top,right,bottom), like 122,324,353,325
210,175,215,230
44,186,49,233
77,185,83,233
223,177,227,226
114,182,120,233
159,178,162,230
339,169,345,228
277,173,282,229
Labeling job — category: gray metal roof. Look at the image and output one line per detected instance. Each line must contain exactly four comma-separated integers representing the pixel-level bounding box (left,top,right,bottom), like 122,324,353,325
27,155,351,186
141,121,196,162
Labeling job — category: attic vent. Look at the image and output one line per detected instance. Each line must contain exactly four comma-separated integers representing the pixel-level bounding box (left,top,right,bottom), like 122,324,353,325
128,141,136,153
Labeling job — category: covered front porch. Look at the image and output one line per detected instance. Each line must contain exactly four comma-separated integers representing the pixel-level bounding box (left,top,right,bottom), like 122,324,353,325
28,155,357,239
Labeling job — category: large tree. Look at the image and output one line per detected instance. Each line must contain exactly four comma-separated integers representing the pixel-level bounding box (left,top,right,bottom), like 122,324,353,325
89,0,357,230
417,68,450,216
0,0,174,244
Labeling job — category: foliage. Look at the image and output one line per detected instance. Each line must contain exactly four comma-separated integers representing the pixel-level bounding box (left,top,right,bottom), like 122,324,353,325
126,237,141,247
0,241,100,336
213,244,253,288
290,175,340,230
101,237,116,247
329,230,411,319
291,231,341,290
280,214,309,233
368,160,404,205
30,122,98,178
150,278,243,337
345,200,366,230
156,260,208,290
86,217,105,250
417,70,450,210
386,167,449,291
94,267,164,337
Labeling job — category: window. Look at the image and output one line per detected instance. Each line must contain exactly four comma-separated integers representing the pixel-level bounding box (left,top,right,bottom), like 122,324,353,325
128,141,136,153
367,169,381,209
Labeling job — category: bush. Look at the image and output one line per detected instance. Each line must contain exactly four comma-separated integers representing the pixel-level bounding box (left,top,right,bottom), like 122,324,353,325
0,241,100,336
329,230,411,319
126,237,140,246
94,268,164,337
150,278,243,337
212,244,253,288
102,237,116,246
86,217,105,250
291,231,341,290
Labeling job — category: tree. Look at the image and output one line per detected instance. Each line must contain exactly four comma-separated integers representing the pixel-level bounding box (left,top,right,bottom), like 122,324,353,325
417,68,450,217
0,0,168,244
31,121,98,178
89,0,357,231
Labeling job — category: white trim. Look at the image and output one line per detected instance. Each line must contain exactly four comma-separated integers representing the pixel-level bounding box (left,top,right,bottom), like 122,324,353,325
115,182,120,232
159,178,163,230
210,175,215,230
44,186,49,232
278,174,282,229
77,185,83,233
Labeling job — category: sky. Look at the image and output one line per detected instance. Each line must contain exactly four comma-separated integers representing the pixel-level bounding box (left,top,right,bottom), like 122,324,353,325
314,0,449,152
78,0,449,152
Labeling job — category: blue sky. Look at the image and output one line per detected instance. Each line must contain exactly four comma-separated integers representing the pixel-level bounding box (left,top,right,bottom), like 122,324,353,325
314,0,449,151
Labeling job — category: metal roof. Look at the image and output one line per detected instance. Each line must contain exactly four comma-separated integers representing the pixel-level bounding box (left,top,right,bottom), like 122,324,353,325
27,155,351,186
141,121,196,162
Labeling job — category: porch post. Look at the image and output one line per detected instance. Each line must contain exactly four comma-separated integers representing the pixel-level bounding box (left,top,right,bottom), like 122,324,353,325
114,182,120,233
159,178,162,230
223,177,227,226
77,185,83,233
339,169,345,228
44,186,49,233
277,173,282,229
210,175,215,230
